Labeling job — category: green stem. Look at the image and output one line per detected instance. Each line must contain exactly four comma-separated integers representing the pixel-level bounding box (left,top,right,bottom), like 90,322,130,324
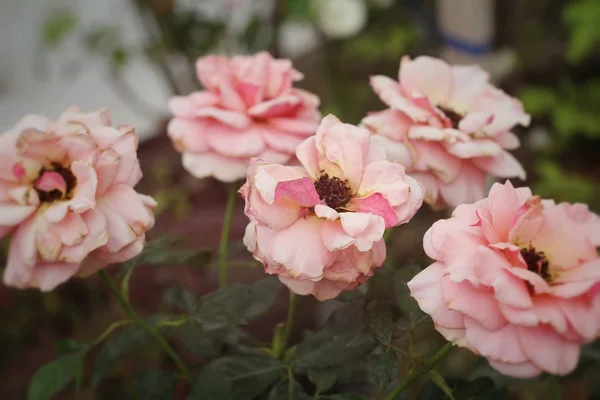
384,342,454,400
218,184,237,288
273,291,298,359
100,270,190,381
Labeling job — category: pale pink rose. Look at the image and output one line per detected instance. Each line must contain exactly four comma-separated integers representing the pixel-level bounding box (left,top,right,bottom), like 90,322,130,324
241,115,424,300
1,107,156,291
363,56,530,208
408,181,600,377
168,51,321,182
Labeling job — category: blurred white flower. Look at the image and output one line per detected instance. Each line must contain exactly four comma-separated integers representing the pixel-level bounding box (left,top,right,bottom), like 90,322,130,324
278,19,321,58
527,126,553,151
314,0,368,39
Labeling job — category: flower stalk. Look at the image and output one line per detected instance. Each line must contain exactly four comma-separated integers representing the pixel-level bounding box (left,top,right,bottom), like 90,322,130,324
273,291,298,359
384,342,454,400
218,183,238,288
100,270,190,381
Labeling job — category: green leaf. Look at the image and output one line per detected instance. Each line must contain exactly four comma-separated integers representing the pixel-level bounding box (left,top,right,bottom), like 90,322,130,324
132,370,177,400
92,325,151,387
56,339,87,355
133,238,206,266
42,10,77,48
428,371,455,400
244,276,283,321
308,367,339,394
162,286,198,313
27,351,86,400
371,349,398,391
268,379,313,400
177,322,220,358
365,301,394,345
292,331,375,369
194,284,251,331
188,355,284,400
325,299,365,335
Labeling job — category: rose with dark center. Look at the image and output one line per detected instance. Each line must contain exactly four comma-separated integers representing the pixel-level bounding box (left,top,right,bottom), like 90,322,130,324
241,114,424,300
520,247,551,282
409,181,600,378
313,173,352,210
1,107,157,292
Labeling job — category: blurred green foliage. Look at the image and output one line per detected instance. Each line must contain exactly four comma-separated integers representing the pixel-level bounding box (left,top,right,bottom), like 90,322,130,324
563,0,600,64
534,161,596,205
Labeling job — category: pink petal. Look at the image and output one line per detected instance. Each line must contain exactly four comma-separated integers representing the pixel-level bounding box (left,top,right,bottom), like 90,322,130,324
321,219,354,251
268,118,319,136
248,95,301,119
408,262,466,330
369,75,432,121
495,132,520,150
518,325,580,375
458,112,493,134
67,161,98,213
488,360,541,379
464,317,528,363
206,123,265,158
447,139,504,159
182,152,248,182
195,107,252,129
361,109,411,142
439,162,486,207
274,177,320,207
472,152,526,180
351,193,398,228
95,149,119,195
3,217,37,288
256,216,333,279
60,208,108,264
339,212,385,251
356,160,409,206
54,212,88,246
0,203,37,227
28,262,80,292
442,277,507,331
168,96,196,118
296,136,321,179
314,204,339,220
278,276,346,301
399,56,453,106
446,65,489,112
167,118,211,153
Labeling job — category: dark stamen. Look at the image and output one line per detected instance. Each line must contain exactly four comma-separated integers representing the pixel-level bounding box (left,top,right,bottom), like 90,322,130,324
314,173,352,210
438,106,462,129
36,163,77,203
521,247,551,282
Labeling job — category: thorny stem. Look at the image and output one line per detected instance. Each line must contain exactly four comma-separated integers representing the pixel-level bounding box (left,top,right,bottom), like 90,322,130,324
100,270,190,381
384,342,454,400
218,183,238,288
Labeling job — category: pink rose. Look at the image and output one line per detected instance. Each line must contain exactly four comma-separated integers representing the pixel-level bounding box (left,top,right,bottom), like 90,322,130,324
1,107,156,291
408,181,600,377
363,56,530,208
168,51,321,182
241,115,424,300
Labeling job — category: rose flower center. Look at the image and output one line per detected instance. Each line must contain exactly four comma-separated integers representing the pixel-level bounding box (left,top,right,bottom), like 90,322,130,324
438,106,462,129
520,247,551,282
314,173,352,210
35,163,77,203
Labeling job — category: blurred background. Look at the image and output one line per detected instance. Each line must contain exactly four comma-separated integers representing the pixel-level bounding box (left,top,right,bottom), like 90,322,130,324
1,0,599,398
